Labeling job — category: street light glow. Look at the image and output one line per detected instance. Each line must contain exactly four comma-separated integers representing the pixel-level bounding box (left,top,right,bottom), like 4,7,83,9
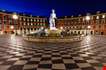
12,14,18,20
96,16,99,19
10,26,14,29
60,26,63,30
102,15,105,18
87,26,91,29
85,16,90,21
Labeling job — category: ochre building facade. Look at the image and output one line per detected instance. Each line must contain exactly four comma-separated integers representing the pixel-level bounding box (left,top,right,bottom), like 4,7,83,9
0,10,106,35
0,10,47,35
57,12,106,35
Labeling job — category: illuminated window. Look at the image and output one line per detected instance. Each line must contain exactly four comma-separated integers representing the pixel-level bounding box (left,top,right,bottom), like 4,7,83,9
83,18,85,21
102,15,105,18
31,23,33,25
27,18,29,21
34,19,36,22
38,23,39,25
20,18,21,20
34,23,36,25
74,26,76,28
37,19,39,22
28,23,29,25
96,16,99,19
99,25,101,28
104,25,106,28
31,28,33,30
31,19,33,21
43,19,45,22
0,18,1,23
24,18,25,21
43,24,45,26
24,23,26,25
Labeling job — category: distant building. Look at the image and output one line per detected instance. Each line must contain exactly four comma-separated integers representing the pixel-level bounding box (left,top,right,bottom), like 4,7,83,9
0,10,106,35
0,10,47,35
57,12,106,35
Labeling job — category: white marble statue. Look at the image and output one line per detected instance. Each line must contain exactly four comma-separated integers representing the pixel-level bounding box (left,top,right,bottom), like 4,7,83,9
49,9,57,30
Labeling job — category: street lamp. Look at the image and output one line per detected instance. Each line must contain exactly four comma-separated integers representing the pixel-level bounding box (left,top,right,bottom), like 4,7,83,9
87,25,91,29
10,26,14,29
60,26,63,30
102,15,105,18
12,13,18,20
85,16,90,21
12,13,18,35
85,15,90,35
87,25,91,35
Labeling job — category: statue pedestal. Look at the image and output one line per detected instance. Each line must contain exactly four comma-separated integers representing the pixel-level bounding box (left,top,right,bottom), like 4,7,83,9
50,27,57,30
46,28,62,37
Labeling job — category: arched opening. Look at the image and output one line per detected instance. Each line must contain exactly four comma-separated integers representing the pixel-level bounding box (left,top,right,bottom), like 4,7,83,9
91,31,93,35
101,32,104,35
78,31,80,35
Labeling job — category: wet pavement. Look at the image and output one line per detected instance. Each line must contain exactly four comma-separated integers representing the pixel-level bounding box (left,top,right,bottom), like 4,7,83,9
0,35,106,70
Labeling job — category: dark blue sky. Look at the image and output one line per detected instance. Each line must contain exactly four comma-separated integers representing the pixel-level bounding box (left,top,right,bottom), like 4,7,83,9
0,0,106,17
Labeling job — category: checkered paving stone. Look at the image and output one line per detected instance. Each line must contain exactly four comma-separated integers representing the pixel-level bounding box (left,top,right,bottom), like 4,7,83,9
0,35,105,70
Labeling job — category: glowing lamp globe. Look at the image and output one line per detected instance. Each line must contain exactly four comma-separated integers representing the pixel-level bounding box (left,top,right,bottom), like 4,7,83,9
87,26,91,29
86,16,90,21
12,14,18,20
10,26,14,29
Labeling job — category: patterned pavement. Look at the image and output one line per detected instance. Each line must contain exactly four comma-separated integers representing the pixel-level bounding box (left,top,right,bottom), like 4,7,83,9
0,35,105,70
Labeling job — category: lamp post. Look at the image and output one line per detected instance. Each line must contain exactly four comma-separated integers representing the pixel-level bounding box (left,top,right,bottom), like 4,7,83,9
12,13,18,35
87,25,91,35
10,25,14,34
85,15,90,35
60,26,63,30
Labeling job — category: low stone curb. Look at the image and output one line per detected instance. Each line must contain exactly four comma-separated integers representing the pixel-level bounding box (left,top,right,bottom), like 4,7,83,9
23,36,84,43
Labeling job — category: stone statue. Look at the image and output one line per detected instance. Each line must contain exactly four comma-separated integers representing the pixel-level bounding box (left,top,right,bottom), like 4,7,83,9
49,9,57,30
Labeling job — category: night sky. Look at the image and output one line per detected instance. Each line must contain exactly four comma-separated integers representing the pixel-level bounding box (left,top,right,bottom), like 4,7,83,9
0,0,106,17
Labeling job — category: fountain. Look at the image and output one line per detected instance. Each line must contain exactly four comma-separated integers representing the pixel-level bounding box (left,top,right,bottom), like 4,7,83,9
46,9,62,37
24,9,83,42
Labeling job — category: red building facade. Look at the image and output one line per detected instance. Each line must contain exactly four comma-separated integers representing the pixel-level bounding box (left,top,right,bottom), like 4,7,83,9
0,10,106,35
57,12,106,35
0,10,47,35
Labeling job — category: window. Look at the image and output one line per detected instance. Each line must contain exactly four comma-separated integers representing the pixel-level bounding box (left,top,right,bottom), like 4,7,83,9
21,17,23,21
43,19,45,22
102,15,105,18
34,19,36,22
96,16,99,19
0,17,2,24
31,19,33,21
104,25,106,28
93,26,95,29
25,18,27,21
28,23,29,25
40,19,42,22
24,18,25,21
27,19,29,21
99,25,101,28
24,23,26,25
20,18,21,20
20,28,22,30
37,19,39,22
34,23,36,25
31,28,33,30
43,24,45,26
24,28,26,30
31,23,33,25
37,23,39,25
